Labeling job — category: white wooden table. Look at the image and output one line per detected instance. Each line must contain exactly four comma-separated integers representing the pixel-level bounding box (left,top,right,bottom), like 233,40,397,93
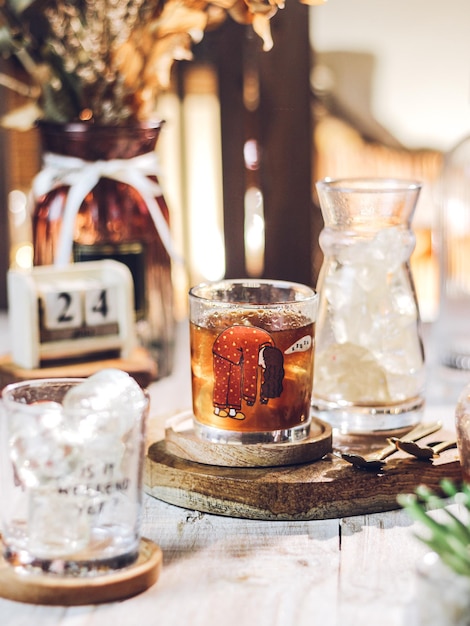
0,314,465,626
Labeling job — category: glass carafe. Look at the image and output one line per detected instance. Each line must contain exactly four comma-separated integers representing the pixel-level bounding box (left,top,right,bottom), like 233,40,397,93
311,178,425,434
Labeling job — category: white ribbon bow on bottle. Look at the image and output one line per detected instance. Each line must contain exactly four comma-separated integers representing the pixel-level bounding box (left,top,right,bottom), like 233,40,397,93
31,150,179,267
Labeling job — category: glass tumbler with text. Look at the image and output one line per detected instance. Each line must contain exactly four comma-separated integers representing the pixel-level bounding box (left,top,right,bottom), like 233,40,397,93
0,371,148,576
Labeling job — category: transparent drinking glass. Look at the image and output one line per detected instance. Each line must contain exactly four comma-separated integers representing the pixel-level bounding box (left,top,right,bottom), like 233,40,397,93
0,373,148,576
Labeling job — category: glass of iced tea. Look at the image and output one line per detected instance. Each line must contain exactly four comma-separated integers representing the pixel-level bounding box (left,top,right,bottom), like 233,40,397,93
189,279,318,444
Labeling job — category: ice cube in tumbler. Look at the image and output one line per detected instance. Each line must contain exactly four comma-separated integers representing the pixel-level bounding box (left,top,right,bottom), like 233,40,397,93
62,369,147,439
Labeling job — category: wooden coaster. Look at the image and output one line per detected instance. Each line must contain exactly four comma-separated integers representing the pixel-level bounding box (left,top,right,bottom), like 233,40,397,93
0,348,158,390
145,428,463,521
163,412,333,467
0,538,162,606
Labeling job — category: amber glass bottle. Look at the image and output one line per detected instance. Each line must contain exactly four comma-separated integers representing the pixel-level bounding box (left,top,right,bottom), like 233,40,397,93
32,120,175,378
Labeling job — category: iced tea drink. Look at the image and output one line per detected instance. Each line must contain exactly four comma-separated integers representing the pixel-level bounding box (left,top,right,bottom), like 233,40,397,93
189,280,318,443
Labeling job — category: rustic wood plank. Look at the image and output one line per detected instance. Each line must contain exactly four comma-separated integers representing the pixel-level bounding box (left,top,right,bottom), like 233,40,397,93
192,3,317,284
337,509,429,625
257,2,316,285
141,499,341,626
144,430,462,520
205,21,247,279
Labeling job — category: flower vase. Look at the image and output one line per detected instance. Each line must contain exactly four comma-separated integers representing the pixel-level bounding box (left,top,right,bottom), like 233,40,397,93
31,120,176,378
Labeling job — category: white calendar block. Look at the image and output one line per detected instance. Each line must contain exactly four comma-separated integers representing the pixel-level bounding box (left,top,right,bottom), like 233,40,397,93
84,284,119,327
42,284,84,329
7,260,137,369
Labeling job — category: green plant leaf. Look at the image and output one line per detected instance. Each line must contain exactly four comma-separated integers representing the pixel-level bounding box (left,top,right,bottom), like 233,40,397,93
398,481,470,579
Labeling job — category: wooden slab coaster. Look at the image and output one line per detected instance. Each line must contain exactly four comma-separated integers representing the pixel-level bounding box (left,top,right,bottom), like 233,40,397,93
0,347,158,390
163,411,333,467
0,538,162,606
144,428,463,521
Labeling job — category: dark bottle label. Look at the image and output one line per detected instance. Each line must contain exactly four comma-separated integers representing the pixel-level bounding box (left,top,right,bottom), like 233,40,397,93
73,242,146,320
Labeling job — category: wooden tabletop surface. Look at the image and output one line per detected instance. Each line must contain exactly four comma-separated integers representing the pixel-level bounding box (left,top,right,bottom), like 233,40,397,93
0,315,466,626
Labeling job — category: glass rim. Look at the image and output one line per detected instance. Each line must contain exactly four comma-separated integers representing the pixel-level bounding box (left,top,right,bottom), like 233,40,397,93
2,377,149,413
316,177,422,194
189,278,317,306
0,376,86,413
0,376,86,404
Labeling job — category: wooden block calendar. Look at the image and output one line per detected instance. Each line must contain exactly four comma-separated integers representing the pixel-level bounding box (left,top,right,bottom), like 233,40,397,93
2,260,158,387
7,260,136,368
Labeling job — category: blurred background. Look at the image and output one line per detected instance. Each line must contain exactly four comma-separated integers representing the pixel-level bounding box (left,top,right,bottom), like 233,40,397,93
1,0,469,323
309,0,470,321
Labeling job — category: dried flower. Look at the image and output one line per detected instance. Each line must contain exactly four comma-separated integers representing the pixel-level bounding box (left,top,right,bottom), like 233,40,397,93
0,0,326,128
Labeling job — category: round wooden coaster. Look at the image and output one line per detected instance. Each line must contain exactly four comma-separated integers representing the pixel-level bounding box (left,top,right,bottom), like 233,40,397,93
163,411,333,467
0,537,162,606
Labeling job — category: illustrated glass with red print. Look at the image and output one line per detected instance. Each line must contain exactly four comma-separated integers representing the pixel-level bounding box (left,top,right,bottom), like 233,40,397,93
189,280,318,443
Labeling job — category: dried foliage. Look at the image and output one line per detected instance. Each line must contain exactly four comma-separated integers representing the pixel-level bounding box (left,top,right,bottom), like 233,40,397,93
0,0,325,127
